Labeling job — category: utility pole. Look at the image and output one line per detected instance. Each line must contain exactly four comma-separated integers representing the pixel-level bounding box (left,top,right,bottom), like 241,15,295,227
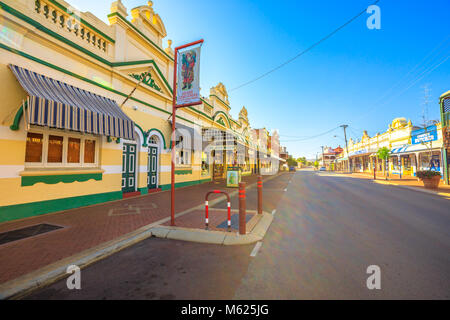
321,145,325,168
422,84,434,171
340,125,350,173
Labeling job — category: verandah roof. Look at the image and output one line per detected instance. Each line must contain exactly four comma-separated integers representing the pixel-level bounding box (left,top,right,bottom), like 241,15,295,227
10,65,135,140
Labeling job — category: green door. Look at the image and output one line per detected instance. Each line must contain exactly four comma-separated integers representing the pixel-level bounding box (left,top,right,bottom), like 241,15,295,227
122,143,136,193
148,146,158,189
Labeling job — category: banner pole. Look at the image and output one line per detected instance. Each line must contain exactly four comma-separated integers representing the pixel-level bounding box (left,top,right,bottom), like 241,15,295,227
170,39,204,226
170,48,178,226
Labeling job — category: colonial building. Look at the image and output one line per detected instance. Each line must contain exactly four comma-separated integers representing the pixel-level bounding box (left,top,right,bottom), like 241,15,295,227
0,0,273,222
336,117,445,179
440,90,450,184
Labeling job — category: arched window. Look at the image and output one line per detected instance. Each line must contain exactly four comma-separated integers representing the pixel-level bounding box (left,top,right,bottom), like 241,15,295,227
149,135,159,145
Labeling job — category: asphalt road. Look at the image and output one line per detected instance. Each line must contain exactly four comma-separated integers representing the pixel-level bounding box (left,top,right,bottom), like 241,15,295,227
25,170,450,299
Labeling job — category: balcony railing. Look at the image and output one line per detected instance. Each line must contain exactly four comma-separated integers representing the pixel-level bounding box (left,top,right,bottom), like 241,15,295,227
34,0,112,54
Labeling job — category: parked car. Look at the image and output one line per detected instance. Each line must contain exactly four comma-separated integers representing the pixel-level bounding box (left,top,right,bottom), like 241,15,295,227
289,166,296,172
319,167,326,171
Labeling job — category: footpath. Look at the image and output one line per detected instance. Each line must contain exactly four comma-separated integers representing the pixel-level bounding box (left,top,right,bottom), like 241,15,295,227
0,172,291,299
332,171,450,199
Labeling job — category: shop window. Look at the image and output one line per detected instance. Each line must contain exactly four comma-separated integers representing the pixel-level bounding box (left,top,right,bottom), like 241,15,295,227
420,152,441,170
67,138,81,163
25,132,43,163
24,128,99,168
201,152,210,176
84,140,96,163
47,135,63,163
175,135,191,166
403,156,411,170
176,150,191,165
391,157,399,170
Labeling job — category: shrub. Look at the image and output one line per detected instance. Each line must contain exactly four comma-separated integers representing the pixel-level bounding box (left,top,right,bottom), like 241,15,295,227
416,170,441,179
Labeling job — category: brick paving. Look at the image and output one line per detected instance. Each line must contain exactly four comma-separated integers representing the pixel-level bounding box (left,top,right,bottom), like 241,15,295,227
0,173,279,284
162,209,258,232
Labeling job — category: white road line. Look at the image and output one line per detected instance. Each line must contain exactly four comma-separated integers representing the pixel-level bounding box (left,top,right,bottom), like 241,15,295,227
250,241,263,257
271,209,276,216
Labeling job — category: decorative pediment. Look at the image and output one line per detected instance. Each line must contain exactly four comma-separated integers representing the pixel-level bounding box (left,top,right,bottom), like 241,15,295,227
391,117,407,129
129,71,162,93
210,82,229,105
130,1,167,39
216,117,226,127
115,61,172,98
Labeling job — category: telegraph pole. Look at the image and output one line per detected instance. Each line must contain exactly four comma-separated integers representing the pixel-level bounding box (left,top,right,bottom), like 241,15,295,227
340,125,350,173
321,145,325,168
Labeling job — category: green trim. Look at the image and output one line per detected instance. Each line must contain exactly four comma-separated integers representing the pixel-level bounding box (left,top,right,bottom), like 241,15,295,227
3,0,174,93
210,94,230,109
134,123,148,147
21,173,103,187
147,128,167,149
107,11,173,62
0,2,111,66
10,102,25,131
175,169,192,175
129,71,162,93
213,111,231,128
138,187,149,195
112,60,172,93
201,98,214,110
0,1,174,94
160,178,211,191
0,42,195,125
47,0,115,44
0,191,122,223
216,118,226,127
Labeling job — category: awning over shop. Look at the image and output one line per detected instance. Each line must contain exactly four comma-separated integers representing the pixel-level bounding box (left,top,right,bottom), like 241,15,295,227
391,142,443,154
390,145,409,154
10,65,135,140
348,149,375,157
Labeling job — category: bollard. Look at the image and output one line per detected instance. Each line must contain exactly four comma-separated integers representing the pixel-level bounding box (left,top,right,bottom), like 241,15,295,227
257,176,263,214
205,198,209,230
205,190,231,231
239,182,246,235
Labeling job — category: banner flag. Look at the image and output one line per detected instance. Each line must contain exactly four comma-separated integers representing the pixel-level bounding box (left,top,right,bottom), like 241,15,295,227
176,44,202,106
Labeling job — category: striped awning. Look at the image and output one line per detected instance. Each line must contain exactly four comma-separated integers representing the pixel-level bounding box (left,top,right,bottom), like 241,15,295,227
10,65,135,140
390,145,409,154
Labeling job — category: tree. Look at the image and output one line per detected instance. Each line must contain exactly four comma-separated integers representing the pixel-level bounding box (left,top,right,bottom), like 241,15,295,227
376,147,390,180
314,160,319,169
287,156,298,167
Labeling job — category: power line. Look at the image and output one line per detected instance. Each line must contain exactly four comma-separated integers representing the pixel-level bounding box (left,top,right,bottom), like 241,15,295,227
229,0,380,92
350,34,450,122
280,126,340,142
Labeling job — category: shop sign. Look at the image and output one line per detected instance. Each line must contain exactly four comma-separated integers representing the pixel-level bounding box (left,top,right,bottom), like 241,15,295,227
226,167,241,188
412,125,437,145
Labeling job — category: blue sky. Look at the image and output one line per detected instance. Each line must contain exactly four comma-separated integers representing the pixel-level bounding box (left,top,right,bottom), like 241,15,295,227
72,0,450,159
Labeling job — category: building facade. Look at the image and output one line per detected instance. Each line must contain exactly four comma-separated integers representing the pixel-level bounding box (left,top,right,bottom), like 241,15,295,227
440,90,450,184
336,117,445,179
0,0,279,222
